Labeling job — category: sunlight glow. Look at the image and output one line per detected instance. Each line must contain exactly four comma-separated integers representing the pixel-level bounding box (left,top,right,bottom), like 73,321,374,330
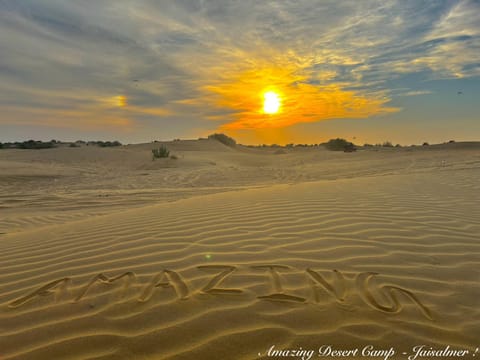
263,91,280,114
205,64,399,137
114,95,127,107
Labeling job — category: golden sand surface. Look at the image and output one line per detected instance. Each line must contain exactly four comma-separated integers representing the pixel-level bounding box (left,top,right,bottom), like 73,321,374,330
0,140,479,359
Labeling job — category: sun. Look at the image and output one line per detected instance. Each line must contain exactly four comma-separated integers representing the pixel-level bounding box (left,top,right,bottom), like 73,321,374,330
263,91,281,114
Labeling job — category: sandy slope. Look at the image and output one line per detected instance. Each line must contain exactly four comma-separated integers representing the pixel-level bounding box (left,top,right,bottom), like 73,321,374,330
0,140,479,359
1,140,478,235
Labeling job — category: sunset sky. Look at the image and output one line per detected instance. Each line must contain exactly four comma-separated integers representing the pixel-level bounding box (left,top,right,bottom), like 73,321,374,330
1,0,479,145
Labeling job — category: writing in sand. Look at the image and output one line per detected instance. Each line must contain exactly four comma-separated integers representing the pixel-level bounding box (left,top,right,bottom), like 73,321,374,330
5,264,433,320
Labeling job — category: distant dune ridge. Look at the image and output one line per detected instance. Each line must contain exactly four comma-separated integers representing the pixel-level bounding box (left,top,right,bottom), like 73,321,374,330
0,139,479,359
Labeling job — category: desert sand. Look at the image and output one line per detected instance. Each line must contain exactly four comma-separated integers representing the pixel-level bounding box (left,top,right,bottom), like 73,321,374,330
0,139,479,359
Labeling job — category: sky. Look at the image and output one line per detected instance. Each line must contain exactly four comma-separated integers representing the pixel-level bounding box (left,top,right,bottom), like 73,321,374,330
0,0,479,145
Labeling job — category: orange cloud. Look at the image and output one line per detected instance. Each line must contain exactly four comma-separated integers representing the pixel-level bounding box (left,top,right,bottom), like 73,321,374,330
0,105,133,130
0,90,173,131
99,96,171,116
204,65,399,131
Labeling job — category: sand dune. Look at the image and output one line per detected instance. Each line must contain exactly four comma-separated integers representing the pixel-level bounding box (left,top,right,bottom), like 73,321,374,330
0,141,479,359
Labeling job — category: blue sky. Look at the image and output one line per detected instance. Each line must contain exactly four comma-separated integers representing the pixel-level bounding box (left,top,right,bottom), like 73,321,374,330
0,0,479,145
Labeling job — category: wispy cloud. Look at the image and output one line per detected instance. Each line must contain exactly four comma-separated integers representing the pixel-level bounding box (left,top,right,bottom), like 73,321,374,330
399,90,434,97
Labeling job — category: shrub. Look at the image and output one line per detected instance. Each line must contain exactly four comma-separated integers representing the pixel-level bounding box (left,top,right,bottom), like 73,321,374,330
382,141,393,147
98,140,122,147
152,145,170,159
17,140,56,149
0,142,14,149
448,140,455,143
325,138,354,151
343,143,357,152
208,133,236,147
422,142,429,146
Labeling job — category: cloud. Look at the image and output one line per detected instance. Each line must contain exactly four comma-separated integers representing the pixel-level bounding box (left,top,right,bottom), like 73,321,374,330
0,0,478,142
399,90,434,97
203,63,399,130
